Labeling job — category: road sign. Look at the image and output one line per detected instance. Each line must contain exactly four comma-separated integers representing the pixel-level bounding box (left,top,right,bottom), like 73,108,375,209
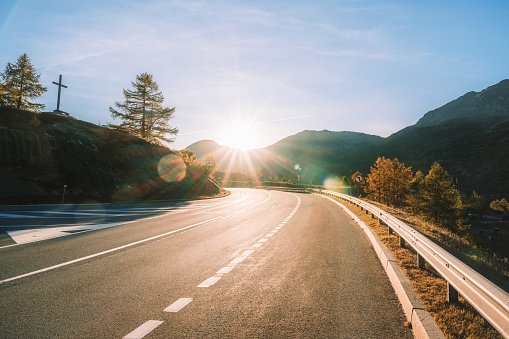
354,174,363,183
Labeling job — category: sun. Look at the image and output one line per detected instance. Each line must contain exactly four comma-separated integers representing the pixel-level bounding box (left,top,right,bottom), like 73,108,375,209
221,122,259,151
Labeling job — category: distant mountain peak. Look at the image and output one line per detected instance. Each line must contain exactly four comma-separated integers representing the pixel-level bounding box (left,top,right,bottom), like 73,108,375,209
415,79,509,128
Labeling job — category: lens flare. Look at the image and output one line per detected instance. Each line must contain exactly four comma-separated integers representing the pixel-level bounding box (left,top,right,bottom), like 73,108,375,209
158,154,186,182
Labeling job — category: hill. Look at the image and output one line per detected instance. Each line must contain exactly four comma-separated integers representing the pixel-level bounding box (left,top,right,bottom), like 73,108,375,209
0,107,222,204
187,79,509,198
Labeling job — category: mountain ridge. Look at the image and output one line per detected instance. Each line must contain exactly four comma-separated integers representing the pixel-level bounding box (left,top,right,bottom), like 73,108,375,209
187,79,509,198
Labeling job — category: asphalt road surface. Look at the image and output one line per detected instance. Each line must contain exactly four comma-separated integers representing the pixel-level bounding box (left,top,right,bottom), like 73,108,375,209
0,188,413,338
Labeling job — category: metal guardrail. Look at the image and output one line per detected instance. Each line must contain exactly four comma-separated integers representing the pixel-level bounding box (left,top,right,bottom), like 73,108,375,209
314,189,509,338
260,186,311,193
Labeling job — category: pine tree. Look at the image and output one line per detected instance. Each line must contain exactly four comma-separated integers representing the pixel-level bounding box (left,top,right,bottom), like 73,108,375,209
0,53,47,112
418,162,462,228
109,73,178,143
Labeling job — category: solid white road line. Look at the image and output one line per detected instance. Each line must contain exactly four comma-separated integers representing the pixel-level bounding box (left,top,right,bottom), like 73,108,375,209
164,298,193,312
123,320,163,339
197,276,221,287
1,192,275,284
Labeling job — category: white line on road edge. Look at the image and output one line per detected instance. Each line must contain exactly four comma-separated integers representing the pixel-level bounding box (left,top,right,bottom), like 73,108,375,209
0,192,275,285
123,320,163,339
197,276,221,287
164,298,193,312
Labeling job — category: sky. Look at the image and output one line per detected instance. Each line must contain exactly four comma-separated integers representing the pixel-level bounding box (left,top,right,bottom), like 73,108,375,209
1,0,508,151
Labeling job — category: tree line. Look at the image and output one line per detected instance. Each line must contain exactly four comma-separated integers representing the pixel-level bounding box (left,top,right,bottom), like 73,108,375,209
355,157,507,230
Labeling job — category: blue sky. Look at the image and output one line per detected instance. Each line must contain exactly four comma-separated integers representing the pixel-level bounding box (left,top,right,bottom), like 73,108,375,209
1,0,508,150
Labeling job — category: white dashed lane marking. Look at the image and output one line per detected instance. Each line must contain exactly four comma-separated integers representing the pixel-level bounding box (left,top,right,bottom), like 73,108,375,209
197,276,222,288
216,266,234,274
124,192,302,338
123,320,163,339
164,298,193,313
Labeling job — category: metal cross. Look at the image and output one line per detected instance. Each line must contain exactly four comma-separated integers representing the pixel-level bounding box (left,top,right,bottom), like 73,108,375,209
52,75,67,112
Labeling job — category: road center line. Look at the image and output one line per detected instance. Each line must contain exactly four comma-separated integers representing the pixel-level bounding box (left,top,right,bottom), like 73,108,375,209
216,266,234,274
197,276,221,287
163,298,193,312
123,320,163,339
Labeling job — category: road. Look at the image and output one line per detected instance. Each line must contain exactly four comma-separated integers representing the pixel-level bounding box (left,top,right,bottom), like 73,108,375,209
0,188,413,338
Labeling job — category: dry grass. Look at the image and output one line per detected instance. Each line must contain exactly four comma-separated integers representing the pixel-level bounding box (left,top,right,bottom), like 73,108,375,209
335,198,503,339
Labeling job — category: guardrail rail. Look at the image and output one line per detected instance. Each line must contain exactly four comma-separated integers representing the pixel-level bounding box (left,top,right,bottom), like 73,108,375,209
314,189,509,338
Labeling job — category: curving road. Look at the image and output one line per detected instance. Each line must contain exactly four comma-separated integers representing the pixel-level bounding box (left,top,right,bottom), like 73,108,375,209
0,188,412,338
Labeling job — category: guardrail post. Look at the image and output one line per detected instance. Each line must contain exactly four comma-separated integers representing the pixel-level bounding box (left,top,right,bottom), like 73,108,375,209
399,235,405,248
388,226,393,235
447,282,459,303
417,252,425,268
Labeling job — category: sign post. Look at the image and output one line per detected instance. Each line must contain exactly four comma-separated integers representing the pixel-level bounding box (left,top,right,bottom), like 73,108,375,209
62,185,67,204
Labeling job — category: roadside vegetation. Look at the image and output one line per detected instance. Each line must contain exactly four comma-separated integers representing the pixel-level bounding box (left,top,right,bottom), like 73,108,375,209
335,198,503,339
351,157,509,276
328,156,509,338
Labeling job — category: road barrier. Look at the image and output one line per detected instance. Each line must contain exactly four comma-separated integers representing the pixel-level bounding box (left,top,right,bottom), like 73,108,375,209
314,189,509,338
257,186,311,193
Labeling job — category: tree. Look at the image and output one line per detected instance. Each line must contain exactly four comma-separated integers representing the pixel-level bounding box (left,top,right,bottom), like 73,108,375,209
490,198,509,216
174,149,197,164
204,155,217,177
364,157,413,207
109,73,178,143
0,53,47,112
467,191,489,220
407,170,425,213
418,162,462,228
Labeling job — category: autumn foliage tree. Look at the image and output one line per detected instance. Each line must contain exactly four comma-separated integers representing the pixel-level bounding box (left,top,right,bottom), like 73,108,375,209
109,73,178,143
0,53,47,112
490,198,509,216
364,157,413,207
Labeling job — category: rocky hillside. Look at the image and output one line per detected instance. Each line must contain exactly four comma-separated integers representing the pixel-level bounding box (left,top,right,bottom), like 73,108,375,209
0,107,221,204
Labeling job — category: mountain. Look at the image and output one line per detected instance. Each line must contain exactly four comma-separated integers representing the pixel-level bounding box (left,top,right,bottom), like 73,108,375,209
0,107,222,204
187,79,509,198
414,79,509,128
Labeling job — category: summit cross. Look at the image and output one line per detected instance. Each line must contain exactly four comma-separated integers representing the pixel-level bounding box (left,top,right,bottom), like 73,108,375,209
52,74,67,112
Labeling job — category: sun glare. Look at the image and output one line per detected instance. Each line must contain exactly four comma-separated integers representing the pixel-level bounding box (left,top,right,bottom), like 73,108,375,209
221,122,259,151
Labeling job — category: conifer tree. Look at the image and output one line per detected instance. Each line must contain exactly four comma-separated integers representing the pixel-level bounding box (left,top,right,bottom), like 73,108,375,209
0,53,47,112
109,73,178,143
418,162,462,228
